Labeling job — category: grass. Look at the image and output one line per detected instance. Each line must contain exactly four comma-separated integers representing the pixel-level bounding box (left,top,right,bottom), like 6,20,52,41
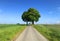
33,24,60,41
0,24,26,41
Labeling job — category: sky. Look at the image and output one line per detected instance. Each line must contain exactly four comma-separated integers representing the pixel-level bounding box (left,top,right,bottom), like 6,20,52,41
0,0,60,24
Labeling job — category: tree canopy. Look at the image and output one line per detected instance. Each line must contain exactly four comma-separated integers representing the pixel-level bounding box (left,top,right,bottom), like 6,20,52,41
22,8,41,24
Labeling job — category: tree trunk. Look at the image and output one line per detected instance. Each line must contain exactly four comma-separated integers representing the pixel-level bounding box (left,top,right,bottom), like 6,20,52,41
26,22,28,25
32,21,34,24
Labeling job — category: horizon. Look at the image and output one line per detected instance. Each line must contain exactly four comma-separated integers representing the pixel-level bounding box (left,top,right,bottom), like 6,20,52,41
0,0,60,24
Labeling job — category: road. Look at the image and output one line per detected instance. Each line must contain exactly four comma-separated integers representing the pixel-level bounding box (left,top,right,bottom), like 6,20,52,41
15,26,49,41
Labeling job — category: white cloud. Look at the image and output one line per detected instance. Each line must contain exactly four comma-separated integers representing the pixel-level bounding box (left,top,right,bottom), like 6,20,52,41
56,21,60,24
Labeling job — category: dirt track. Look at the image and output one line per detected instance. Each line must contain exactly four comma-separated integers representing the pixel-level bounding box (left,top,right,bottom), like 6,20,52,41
15,26,49,41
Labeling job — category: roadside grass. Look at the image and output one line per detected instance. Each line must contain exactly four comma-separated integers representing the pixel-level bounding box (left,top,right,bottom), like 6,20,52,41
33,24,60,41
0,24,26,41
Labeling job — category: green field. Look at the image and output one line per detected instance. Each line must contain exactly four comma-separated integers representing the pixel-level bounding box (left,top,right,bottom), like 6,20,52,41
33,24,60,41
0,24,26,41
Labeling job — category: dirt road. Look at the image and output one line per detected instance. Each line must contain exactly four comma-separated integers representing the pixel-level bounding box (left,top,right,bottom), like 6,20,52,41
15,26,49,41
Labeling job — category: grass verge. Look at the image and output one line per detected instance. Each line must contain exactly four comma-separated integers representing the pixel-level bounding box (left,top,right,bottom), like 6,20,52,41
0,24,26,41
33,24,60,41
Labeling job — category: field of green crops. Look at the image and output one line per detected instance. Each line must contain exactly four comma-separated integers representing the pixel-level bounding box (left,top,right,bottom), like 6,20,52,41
33,24,60,41
0,24,26,41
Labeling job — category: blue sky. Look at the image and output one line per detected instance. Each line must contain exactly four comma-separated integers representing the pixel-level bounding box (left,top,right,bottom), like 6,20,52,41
0,0,60,24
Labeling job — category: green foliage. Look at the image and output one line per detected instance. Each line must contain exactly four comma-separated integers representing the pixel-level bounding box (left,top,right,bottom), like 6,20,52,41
0,24,26,41
17,23,20,25
33,24,60,41
22,8,41,24
22,11,28,22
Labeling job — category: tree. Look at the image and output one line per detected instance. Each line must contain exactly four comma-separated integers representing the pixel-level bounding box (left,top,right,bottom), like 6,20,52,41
17,23,20,25
21,11,29,25
22,8,41,25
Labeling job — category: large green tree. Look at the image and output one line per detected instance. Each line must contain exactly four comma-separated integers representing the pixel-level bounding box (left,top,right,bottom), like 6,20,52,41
22,8,41,24
21,11,29,25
